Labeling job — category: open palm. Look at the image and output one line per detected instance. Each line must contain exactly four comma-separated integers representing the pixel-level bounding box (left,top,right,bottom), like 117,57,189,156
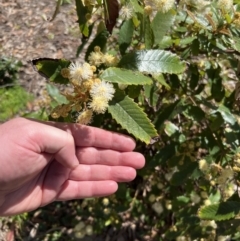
0,118,145,216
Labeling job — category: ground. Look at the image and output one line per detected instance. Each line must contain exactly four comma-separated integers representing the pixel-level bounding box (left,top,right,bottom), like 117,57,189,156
0,0,81,97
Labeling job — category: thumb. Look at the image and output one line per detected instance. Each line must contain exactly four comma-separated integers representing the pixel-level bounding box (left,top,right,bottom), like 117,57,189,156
35,124,79,169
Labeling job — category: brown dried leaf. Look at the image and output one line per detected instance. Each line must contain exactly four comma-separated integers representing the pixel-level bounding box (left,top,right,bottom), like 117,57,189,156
104,0,119,33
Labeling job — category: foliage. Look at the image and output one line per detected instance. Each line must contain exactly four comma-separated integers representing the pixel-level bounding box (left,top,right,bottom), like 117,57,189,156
0,57,22,86
29,0,240,240
0,86,33,121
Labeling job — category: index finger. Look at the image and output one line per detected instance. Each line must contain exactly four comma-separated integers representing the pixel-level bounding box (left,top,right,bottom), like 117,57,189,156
50,122,136,152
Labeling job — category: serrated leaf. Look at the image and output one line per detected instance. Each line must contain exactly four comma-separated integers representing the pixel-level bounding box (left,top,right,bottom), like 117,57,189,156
118,50,186,74
198,201,240,221
108,91,157,144
101,67,153,85
31,58,70,84
152,10,175,45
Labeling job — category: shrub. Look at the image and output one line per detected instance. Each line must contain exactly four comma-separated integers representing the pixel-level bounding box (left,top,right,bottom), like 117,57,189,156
30,0,240,240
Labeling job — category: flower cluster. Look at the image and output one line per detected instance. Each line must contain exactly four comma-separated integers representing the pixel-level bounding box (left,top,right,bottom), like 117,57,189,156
217,0,233,12
144,0,175,14
88,47,119,67
120,3,134,20
182,0,210,13
89,81,115,113
233,12,240,27
51,58,115,125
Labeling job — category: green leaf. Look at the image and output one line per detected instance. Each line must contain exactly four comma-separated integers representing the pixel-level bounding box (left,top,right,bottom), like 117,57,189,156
191,39,200,56
151,10,175,45
144,83,159,108
108,90,157,144
164,121,179,136
128,85,142,99
100,67,153,85
46,84,68,104
189,64,199,90
209,190,221,204
31,58,70,84
129,0,143,14
154,100,183,129
179,36,197,47
232,37,240,52
119,19,134,55
118,50,186,74
170,162,198,186
183,105,205,122
144,15,153,49
75,0,89,36
168,154,193,171
76,23,94,57
159,36,173,49
217,104,236,125
198,201,240,221
153,74,171,90
176,196,190,204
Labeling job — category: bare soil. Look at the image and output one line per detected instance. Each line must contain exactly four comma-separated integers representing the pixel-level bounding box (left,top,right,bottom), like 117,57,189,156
0,0,81,97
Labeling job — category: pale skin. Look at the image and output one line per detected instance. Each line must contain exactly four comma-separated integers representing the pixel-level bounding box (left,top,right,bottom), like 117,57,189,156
0,118,145,216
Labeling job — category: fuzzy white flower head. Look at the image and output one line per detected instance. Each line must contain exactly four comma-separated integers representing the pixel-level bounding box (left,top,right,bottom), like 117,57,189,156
204,199,211,206
221,167,234,180
82,62,94,80
183,0,210,11
199,159,209,172
120,3,134,19
103,53,119,67
89,96,109,114
90,81,115,101
76,109,93,125
145,0,175,13
151,202,164,215
68,62,94,82
217,0,233,12
190,193,201,204
88,51,104,67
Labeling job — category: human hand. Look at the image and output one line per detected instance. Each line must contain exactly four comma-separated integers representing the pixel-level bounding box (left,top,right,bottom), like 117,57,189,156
0,118,145,216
